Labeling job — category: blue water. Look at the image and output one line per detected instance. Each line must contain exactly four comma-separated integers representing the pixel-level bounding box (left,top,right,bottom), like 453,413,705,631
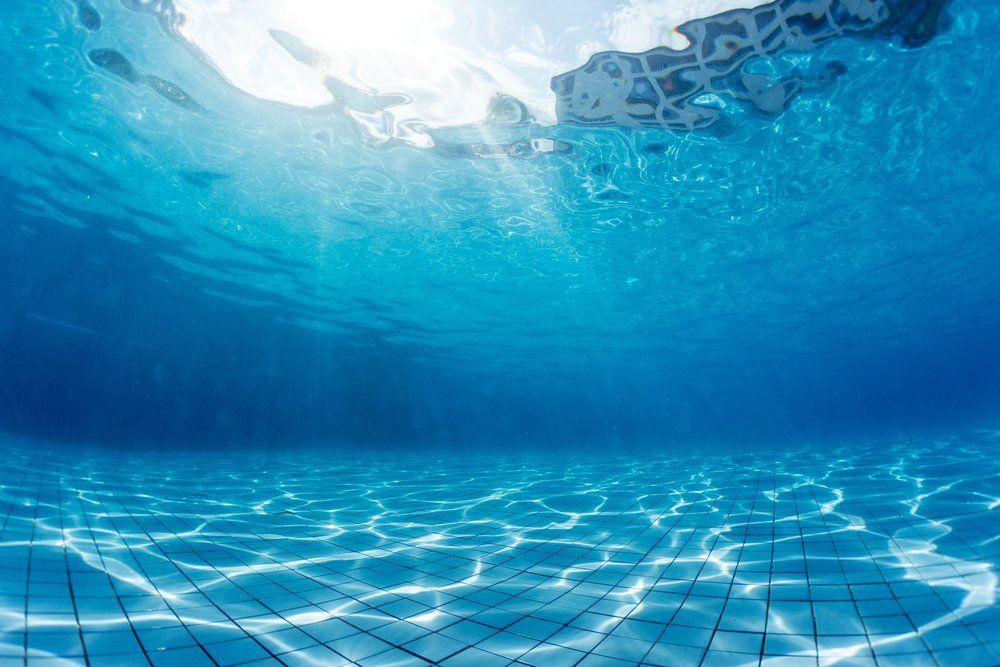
1,0,999,664
1,433,998,666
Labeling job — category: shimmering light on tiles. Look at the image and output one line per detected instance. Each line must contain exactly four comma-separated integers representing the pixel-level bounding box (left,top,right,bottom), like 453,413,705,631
0,433,998,666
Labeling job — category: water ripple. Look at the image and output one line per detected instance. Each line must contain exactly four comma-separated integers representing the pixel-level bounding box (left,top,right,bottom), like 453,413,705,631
0,432,997,665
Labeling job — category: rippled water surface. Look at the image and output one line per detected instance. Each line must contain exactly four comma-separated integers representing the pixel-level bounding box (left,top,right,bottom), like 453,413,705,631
2,0,1000,664
1,432,998,666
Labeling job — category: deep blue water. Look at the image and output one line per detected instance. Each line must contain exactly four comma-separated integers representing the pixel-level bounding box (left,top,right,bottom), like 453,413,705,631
1,0,999,664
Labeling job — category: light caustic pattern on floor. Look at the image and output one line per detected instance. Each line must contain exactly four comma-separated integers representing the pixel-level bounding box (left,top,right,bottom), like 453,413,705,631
0,434,998,667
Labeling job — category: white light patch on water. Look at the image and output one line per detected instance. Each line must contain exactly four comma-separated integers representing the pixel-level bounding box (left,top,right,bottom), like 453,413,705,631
168,0,770,136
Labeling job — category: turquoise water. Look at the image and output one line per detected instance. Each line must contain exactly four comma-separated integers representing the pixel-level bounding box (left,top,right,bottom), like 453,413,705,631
1,433,998,665
1,0,1000,664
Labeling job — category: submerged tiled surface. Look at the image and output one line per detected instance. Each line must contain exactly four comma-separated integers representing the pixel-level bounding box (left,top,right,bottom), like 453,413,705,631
0,434,998,667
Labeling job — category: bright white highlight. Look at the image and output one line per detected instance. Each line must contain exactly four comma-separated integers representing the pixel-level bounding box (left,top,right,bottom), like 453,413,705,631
169,0,770,142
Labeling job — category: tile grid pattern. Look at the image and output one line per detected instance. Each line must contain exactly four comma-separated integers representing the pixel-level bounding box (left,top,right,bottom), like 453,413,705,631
0,435,998,666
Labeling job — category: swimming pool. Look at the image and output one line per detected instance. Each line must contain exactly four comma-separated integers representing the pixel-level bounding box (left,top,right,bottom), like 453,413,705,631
1,0,998,664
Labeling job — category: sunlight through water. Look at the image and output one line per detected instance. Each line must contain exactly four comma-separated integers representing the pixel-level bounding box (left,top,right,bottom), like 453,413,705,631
1,0,999,664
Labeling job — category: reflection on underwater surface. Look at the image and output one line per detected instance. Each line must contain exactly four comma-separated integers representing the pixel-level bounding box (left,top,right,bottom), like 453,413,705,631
1,0,1000,663
0,432,998,666
2,0,1000,447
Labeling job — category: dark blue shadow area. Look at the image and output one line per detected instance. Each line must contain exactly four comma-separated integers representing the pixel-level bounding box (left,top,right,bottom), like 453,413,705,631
2,185,999,451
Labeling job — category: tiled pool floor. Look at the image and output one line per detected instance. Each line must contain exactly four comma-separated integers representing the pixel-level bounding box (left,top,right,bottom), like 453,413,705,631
0,433,998,666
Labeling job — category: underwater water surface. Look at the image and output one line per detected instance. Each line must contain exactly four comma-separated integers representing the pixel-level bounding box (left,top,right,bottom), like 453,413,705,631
1,0,1000,664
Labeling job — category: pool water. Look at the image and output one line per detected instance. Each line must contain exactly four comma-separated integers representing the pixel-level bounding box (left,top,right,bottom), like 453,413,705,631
2,0,1000,664
1,432,998,666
